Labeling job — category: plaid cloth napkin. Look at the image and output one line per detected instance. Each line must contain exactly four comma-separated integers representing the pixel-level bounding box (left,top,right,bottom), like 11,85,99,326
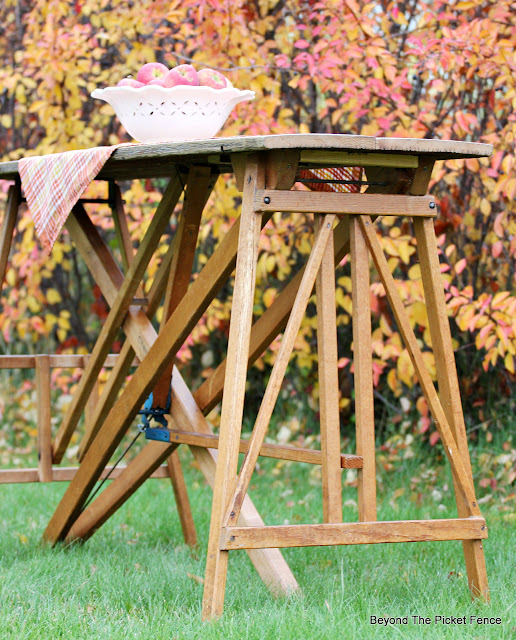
19,144,125,254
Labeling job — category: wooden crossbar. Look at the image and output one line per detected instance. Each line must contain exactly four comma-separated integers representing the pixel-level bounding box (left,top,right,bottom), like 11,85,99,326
254,192,437,216
0,464,170,484
0,351,138,486
221,518,488,550
152,428,363,469
0,354,139,369
299,151,419,168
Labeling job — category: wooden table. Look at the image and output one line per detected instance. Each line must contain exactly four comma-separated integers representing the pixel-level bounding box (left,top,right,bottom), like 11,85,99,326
0,134,491,620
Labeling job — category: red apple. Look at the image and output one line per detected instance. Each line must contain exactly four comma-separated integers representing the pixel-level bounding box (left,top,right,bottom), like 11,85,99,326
164,64,199,87
117,78,145,88
136,62,169,84
198,68,228,90
147,78,166,86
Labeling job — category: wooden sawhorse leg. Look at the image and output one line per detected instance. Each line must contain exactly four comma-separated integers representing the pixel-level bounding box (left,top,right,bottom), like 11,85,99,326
316,216,343,523
152,166,218,548
350,216,377,522
201,154,266,619
414,217,489,600
81,174,199,547
0,183,21,294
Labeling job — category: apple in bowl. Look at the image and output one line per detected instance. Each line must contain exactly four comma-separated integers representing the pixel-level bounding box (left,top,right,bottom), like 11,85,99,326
164,64,199,87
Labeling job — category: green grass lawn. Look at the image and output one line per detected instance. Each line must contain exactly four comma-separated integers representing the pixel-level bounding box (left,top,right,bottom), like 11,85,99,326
0,449,514,639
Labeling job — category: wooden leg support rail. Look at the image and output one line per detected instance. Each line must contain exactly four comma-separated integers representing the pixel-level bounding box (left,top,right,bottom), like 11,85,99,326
202,155,265,619
154,427,363,468
221,518,488,550
0,464,171,484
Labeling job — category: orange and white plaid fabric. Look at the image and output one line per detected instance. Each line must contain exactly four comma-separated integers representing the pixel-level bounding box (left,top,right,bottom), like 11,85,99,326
19,145,123,254
299,166,362,193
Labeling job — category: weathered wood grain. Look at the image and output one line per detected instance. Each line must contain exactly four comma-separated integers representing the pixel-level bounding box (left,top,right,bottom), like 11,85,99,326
36,355,53,483
0,184,20,291
414,216,489,601
221,518,488,550
0,135,492,181
0,464,170,484
202,154,265,620
350,216,377,522
254,192,437,216
315,216,342,523
156,427,363,468
0,353,139,369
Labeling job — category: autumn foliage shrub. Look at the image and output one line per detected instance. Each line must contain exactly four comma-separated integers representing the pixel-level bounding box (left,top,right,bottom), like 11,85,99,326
0,0,515,444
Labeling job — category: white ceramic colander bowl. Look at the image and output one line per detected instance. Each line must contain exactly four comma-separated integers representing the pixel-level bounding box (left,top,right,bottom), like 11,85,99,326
91,85,255,143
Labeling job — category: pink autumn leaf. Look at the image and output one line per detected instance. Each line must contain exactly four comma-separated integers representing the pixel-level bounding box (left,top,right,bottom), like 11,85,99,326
419,415,431,434
338,357,350,369
455,257,467,274
429,431,440,446
492,241,503,258
275,54,291,68
294,39,310,49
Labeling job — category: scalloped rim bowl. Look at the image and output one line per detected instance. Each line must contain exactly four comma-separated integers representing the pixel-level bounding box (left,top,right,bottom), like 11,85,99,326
91,85,255,143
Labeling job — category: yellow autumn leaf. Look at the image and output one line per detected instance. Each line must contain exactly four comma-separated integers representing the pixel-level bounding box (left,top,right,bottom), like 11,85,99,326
480,198,491,217
408,264,421,280
6,268,16,287
387,369,399,395
26,295,41,313
410,301,428,328
57,316,71,330
265,255,276,273
263,288,277,308
397,350,415,388
397,241,415,265
46,288,62,305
